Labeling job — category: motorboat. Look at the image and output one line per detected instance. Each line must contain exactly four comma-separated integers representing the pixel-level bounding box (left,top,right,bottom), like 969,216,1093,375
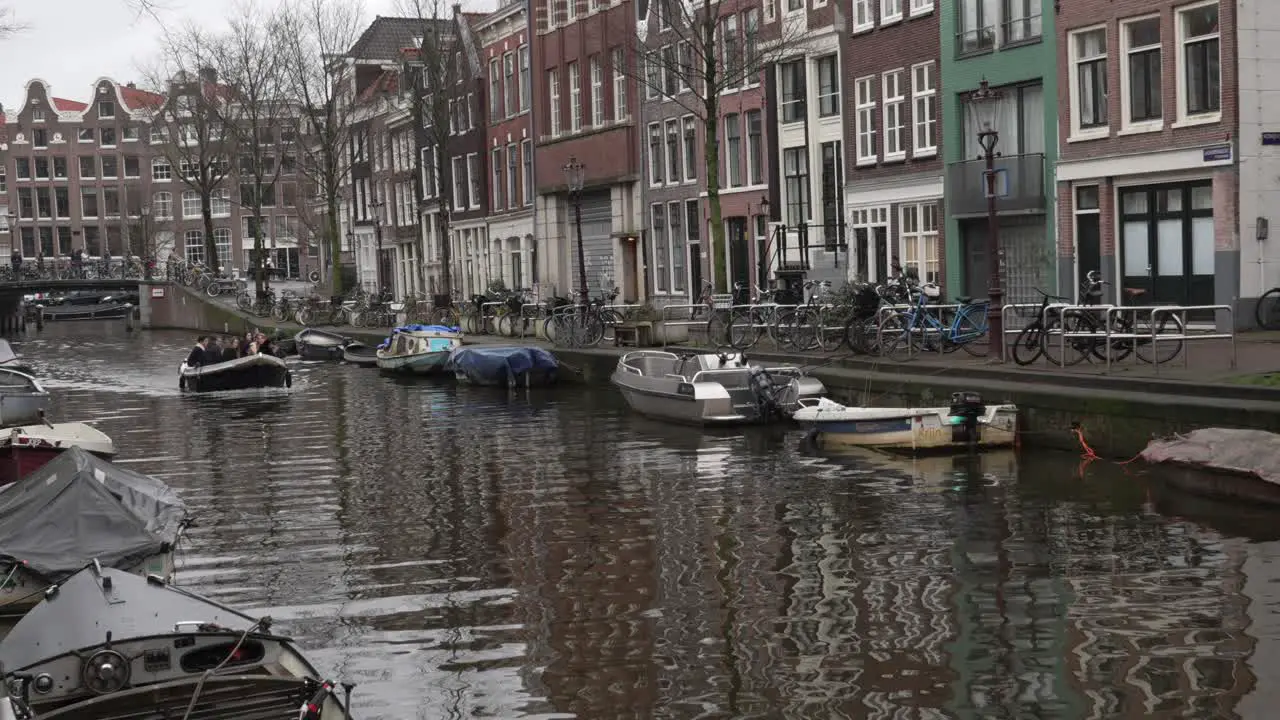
0,566,348,719
294,328,351,361
37,292,137,321
342,342,379,368
0,369,49,429
610,349,826,425
376,325,463,375
0,447,188,617
179,353,292,392
446,346,558,387
793,392,1018,453
0,421,117,486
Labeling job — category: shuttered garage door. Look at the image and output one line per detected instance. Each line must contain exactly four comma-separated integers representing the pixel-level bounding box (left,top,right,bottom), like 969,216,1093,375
575,191,614,297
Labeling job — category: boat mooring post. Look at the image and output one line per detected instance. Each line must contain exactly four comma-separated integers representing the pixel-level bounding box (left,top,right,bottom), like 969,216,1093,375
123,303,135,333
34,305,43,331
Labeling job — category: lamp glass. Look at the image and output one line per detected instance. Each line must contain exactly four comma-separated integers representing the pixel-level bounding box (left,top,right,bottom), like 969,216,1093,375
965,80,1006,137
563,157,585,192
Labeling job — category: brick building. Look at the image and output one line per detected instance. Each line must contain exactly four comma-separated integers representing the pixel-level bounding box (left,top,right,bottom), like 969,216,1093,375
1055,0,1237,315
533,0,643,302
843,0,943,287
445,12,493,300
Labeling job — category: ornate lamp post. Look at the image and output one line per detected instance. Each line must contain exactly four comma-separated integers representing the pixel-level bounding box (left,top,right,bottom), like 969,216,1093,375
370,199,385,297
965,79,1007,361
141,204,152,280
5,213,16,257
562,156,588,307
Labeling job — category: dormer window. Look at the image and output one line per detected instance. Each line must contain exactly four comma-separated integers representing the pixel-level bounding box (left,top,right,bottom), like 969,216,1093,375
99,100,116,119
32,109,45,123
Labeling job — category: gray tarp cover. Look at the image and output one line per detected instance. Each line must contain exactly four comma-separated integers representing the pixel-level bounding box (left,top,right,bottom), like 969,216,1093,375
0,446,188,581
1141,428,1280,485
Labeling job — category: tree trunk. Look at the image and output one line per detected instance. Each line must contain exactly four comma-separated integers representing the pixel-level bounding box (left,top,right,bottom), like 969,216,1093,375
253,200,265,297
201,198,218,273
327,194,343,294
705,111,725,294
439,204,453,300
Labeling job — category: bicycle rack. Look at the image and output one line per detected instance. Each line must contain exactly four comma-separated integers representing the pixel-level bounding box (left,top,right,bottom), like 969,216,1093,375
1104,304,1235,374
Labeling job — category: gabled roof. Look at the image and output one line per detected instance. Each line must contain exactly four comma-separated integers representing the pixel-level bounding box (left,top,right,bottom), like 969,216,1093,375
348,16,431,61
52,98,87,112
120,85,165,112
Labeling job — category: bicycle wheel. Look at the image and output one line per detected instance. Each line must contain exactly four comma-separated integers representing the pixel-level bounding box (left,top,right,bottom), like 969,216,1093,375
1011,324,1044,366
579,312,606,346
842,314,875,354
705,310,729,347
206,283,221,297
880,312,915,361
815,308,844,352
772,309,798,350
542,315,559,344
496,312,515,337
955,307,990,358
271,303,288,322
727,310,760,350
789,307,820,351
295,307,311,326
236,293,252,312
1257,288,1280,329
435,307,459,327
1040,313,1090,367
1134,312,1185,365
350,310,365,328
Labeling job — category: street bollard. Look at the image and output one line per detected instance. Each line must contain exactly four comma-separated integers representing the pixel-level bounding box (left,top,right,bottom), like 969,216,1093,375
123,304,135,332
34,306,44,331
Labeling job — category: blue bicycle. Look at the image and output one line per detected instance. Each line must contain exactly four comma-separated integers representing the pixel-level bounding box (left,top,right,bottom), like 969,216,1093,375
879,283,990,360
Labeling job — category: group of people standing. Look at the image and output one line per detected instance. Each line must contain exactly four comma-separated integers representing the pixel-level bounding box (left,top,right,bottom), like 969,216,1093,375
184,331,277,367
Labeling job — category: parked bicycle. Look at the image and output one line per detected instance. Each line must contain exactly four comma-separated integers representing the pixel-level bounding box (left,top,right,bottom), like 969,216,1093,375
878,283,989,360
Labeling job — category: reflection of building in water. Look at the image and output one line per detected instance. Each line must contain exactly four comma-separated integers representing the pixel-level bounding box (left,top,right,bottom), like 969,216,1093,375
1061,523,1253,719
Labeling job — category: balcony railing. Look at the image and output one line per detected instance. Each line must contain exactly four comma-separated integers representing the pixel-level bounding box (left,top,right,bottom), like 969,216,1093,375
946,153,1045,217
956,27,995,57
1001,15,1043,46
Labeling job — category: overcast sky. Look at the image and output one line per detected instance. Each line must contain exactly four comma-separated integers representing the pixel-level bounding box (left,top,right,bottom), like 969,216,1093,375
0,0,491,112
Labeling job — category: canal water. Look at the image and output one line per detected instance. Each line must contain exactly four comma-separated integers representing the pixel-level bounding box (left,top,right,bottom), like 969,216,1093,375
17,323,1280,719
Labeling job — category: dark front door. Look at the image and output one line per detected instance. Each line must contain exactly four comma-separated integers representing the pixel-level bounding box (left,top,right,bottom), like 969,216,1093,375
1119,182,1214,307
728,218,750,303
1076,214,1101,293
688,243,702,299
963,220,989,300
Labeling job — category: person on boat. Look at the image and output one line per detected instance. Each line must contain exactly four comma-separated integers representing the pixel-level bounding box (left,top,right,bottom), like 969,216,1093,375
255,332,275,356
239,331,255,356
185,336,210,368
205,337,224,364
221,337,239,362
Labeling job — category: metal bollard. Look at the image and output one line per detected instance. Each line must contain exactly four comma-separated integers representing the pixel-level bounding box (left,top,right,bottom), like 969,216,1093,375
123,303,135,332
34,305,44,331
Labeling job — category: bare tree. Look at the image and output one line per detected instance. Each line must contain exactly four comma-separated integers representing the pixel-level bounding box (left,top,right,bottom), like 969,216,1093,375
214,3,292,296
631,0,808,291
0,5,28,39
143,27,237,271
275,0,364,294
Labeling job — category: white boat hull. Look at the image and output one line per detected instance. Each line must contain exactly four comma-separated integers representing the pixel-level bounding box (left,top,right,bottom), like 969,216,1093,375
795,399,1019,452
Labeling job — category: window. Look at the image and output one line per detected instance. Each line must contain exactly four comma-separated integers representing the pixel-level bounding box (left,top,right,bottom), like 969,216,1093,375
722,15,741,84
519,45,531,112
100,127,116,146
566,0,576,21
54,187,69,218
123,125,138,142
724,114,742,188
669,201,687,293
1075,186,1102,294
881,0,902,23
783,147,809,226
152,157,171,181
32,129,47,148
788,0,802,11
78,127,94,143
212,187,230,216
492,148,504,209
652,203,668,292
1123,17,1162,125
883,70,905,159
101,156,118,178
910,0,934,14
489,58,501,120
853,0,872,30
150,126,166,143
682,116,697,181
912,63,937,156
612,48,627,120
504,52,517,117
648,123,664,185
153,191,172,219
99,100,115,119
16,158,30,180
52,157,66,180
662,45,678,96
1003,0,1042,44
184,230,204,265
213,227,232,268
645,55,661,100
962,83,1045,157
1179,2,1220,117
507,144,518,209
590,56,604,127
34,159,49,180
421,148,437,198
0,166,5,194
900,203,939,283
453,156,467,210
31,109,44,123
1072,28,1108,132
957,0,995,54
817,55,840,118
467,153,481,208
102,187,119,216
81,188,99,217
666,118,682,184
182,190,200,218
522,139,533,206
850,206,890,281
779,60,805,124
568,62,581,131
855,77,876,164
124,157,140,178
746,110,763,185
820,141,844,249
548,70,561,136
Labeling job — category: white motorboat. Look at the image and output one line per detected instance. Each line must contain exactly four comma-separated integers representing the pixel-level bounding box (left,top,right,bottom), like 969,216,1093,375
794,392,1018,452
611,349,827,425
0,421,117,486
0,368,48,429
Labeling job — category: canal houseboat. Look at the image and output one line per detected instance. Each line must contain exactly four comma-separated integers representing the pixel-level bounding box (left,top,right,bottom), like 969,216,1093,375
376,325,463,375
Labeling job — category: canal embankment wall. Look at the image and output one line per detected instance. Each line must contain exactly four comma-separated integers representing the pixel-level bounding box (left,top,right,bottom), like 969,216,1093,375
146,283,1280,457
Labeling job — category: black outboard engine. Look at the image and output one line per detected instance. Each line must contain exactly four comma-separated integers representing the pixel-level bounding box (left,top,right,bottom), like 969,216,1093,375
949,391,986,446
748,366,781,420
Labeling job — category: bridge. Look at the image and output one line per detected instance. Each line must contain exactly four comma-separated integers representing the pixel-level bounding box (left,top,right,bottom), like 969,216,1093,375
0,278,150,294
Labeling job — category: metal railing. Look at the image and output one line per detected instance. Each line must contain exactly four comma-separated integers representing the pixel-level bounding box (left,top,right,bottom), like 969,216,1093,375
1039,303,1235,374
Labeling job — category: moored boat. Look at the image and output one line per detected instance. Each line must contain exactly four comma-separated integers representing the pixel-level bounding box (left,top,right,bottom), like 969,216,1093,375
0,340,32,376
0,565,347,719
794,392,1018,453
0,447,188,617
343,342,379,367
610,349,827,425
294,328,350,361
0,421,116,486
0,369,49,429
446,345,558,387
180,353,292,392
376,325,462,375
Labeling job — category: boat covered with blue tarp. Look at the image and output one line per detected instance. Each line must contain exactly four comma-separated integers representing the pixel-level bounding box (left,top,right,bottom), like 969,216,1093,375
376,324,463,374
445,346,559,387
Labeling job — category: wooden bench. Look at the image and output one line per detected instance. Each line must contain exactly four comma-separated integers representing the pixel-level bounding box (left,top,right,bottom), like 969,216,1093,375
614,321,653,347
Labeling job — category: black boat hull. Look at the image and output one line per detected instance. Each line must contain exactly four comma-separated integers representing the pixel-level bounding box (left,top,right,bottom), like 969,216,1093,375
298,342,346,361
40,303,133,321
180,355,291,392
342,343,379,367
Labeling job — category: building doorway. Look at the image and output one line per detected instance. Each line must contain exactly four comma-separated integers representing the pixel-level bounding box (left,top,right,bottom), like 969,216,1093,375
1119,181,1214,307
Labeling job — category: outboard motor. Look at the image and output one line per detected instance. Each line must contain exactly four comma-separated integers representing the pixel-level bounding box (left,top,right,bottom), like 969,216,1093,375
949,391,986,446
748,366,782,420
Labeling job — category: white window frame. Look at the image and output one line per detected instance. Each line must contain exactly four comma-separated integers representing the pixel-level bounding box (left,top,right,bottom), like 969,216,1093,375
153,191,172,219
151,157,171,182
521,139,533,207
421,147,437,199
764,0,776,22
852,0,873,32
880,0,903,24
882,69,905,161
612,48,627,120
182,190,200,219
518,45,531,112
665,117,682,184
590,56,604,127
909,0,933,16
506,144,518,209
911,62,937,157
849,206,891,282
568,62,582,132
452,156,467,211
1175,0,1221,126
1119,14,1163,133
898,202,939,284
1068,25,1109,140
648,121,663,186
492,147,504,209
548,69,561,137
467,153,481,209
566,0,576,22
682,115,697,182
855,76,876,166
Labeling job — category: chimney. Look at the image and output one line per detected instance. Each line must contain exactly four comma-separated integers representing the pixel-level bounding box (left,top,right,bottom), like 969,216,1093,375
199,66,217,84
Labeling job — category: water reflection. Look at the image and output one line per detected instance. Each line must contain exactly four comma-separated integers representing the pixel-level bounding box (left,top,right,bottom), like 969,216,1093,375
10,324,1277,718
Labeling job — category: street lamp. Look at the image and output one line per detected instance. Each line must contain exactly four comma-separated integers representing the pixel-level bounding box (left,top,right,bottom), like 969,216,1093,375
966,79,1007,361
140,204,152,280
369,199,385,297
756,196,771,293
562,156,587,307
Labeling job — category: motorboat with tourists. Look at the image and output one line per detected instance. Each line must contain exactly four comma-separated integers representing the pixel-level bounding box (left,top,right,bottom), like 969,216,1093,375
610,349,827,425
446,346,559,387
294,328,351,361
793,392,1019,453
0,369,49,429
0,565,348,719
0,421,117,486
342,342,379,368
0,447,188,617
376,325,463,375
180,353,292,392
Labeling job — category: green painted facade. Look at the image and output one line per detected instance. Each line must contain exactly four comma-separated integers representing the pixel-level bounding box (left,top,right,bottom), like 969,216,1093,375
940,1,1059,296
